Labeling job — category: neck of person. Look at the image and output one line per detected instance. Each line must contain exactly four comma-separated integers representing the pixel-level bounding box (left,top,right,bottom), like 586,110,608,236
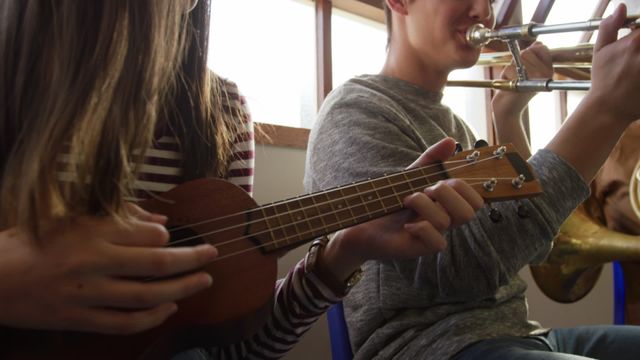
380,45,450,93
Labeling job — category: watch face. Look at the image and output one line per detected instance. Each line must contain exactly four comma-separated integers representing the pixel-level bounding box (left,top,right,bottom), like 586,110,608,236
346,268,364,289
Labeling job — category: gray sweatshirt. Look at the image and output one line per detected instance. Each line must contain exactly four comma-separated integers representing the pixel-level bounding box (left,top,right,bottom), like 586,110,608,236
304,75,589,359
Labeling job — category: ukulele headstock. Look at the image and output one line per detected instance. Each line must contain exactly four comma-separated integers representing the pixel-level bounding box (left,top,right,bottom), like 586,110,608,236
444,144,542,202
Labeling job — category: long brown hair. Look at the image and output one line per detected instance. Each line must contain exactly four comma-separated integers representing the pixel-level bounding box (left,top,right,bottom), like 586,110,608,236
166,0,243,182
0,0,200,233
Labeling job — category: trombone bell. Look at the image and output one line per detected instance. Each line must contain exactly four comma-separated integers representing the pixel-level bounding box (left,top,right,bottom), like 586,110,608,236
531,205,640,303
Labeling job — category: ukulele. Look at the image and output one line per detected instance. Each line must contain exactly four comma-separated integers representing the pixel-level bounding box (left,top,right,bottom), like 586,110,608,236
2,144,542,359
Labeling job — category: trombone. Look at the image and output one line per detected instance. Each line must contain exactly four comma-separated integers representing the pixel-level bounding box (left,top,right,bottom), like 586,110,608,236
446,15,640,92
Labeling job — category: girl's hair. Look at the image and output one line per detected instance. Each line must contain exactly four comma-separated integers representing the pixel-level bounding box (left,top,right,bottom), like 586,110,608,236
165,0,243,183
0,0,240,234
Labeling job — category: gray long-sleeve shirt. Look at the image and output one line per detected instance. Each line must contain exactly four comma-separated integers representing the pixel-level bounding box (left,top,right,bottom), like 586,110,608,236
304,75,589,359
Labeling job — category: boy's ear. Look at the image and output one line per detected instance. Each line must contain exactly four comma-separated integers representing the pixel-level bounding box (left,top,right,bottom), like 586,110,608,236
386,0,410,16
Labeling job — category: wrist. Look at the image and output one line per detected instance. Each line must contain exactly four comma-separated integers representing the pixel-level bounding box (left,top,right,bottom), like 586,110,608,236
304,233,364,296
322,230,365,279
492,91,533,121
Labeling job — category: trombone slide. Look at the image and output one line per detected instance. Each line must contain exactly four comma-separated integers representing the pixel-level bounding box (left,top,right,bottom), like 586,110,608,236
446,79,590,92
467,15,640,48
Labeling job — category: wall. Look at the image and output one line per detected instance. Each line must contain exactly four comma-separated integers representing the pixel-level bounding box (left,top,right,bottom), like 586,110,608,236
253,143,615,360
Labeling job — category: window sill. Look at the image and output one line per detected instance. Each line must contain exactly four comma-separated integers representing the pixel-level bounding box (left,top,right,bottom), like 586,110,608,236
255,123,310,150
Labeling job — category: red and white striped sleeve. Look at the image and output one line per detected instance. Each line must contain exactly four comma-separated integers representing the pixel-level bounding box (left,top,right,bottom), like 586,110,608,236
200,259,342,360
221,80,254,196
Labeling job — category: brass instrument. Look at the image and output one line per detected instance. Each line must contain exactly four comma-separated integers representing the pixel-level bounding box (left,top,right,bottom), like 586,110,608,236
446,79,590,92
632,159,640,221
531,205,640,303
475,44,593,69
446,15,639,92
466,15,640,48
448,16,640,302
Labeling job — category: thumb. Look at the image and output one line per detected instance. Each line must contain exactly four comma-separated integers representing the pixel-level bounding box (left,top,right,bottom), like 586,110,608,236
594,3,626,53
407,138,457,169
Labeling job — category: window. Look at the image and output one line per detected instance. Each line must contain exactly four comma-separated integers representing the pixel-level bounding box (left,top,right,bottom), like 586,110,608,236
209,0,317,128
520,0,616,152
521,0,602,48
331,8,387,88
444,68,489,142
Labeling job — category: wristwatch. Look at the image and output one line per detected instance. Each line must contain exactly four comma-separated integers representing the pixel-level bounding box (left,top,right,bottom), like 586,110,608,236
304,236,364,296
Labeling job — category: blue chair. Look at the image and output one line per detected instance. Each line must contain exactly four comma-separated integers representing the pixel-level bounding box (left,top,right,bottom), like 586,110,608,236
327,302,354,360
613,261,626,324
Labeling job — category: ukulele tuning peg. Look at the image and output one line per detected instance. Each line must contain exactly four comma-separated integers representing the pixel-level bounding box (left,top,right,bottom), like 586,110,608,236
466,150,481,163
516,201,531,218
483,178,498,192
474,139,489,149
512,174,526,189
493,146,507,159
489,206,503,223
454,142,463,155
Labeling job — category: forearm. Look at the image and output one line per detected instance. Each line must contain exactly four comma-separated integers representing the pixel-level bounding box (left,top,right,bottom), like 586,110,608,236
492,92,533,159
546,95,629,183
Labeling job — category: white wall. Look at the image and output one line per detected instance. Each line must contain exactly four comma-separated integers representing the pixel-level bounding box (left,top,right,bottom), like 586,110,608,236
253,143,615,360
253,144,332,360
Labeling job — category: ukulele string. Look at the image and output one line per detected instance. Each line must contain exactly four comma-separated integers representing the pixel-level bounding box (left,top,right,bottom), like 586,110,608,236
167,154,509,251
164,156,496,248
211,179,502,262
166,160,458,233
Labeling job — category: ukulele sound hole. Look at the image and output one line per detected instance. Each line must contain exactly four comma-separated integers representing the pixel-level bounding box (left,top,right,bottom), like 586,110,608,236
167,226,205,247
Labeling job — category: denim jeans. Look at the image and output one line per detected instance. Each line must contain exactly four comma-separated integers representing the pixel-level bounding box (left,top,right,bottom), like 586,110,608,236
453,325,640,360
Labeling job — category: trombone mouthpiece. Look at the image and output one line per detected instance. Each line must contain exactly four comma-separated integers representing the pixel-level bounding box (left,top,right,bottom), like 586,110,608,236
466,23,490,48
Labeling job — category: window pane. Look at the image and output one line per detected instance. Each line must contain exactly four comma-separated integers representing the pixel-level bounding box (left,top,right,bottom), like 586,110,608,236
528,92,560,153
444,68,488,142
521,0,603,47
209,0,316,128
331,8,387,88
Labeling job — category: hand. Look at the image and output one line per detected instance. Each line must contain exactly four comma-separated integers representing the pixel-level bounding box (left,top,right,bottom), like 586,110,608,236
492,41,553,115
0,204,218,334
544,4,640,183
587,3,640,123
321,138,484,280
491,42,553,158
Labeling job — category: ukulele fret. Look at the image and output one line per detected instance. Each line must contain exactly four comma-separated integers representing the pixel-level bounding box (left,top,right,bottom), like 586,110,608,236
298,195,324,240
283,201,303,246
258,207,278,250
383,176,405,212
326,192,348,229
309,194,331,236
354,183,374,221
337,188,356,225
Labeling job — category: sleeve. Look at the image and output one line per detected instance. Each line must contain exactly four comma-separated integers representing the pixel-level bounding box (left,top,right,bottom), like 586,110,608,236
222,81,255,196
205,259,342,359
305,90,590,301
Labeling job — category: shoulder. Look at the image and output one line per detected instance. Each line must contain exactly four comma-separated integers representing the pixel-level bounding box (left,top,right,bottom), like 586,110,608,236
213,74,240,96
323,76,398,109
317,76,408,128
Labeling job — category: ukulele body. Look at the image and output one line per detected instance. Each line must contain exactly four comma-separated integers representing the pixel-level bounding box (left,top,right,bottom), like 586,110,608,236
3,178,277,360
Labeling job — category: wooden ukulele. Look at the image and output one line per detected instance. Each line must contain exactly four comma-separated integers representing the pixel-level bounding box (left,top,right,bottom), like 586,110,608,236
2,144,542,359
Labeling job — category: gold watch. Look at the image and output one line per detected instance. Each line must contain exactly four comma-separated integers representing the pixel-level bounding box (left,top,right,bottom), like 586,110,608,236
304,236,364,296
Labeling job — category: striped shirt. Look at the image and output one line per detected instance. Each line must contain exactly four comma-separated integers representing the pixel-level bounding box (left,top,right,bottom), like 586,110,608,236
132,80,254,199
59,77,339,359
